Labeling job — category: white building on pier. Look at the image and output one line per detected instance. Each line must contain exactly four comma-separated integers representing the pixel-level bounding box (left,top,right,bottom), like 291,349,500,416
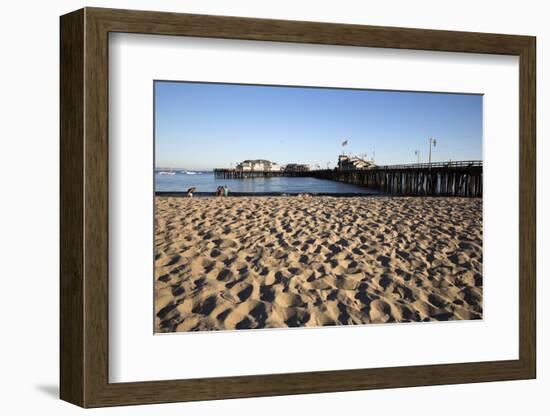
337,154,376,171
236,159,281,172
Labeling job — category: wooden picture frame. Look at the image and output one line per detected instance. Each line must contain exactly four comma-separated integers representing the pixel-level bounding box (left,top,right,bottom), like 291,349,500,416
60,7,536,408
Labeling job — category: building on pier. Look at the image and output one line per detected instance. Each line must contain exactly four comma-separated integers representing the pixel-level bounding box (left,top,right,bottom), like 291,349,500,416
284,163,310,172
236,159,281,172
337,154,376,171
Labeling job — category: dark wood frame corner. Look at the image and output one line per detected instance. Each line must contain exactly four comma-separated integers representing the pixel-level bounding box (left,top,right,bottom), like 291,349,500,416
60,7,536,408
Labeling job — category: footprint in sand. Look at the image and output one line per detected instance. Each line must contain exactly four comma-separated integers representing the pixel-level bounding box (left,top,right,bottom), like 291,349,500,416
216,268,234,282
164,255,181,266
192,295,218,316
260,285,276,302
276,292,305,308
237,284,254,302
213,238,238,249
202,259,216,271
369,299,393,323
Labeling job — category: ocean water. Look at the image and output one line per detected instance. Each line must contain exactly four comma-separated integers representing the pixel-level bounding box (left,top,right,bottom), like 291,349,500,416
155,172,380,195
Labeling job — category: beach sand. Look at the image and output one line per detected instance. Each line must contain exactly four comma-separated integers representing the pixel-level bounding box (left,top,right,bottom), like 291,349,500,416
155,196,482,333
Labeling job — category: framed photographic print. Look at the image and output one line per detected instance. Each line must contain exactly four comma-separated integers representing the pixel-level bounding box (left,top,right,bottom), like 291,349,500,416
60,7,536,408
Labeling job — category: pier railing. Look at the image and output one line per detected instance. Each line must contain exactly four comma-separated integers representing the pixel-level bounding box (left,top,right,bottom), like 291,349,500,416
214,161,483,197
373,160,482,170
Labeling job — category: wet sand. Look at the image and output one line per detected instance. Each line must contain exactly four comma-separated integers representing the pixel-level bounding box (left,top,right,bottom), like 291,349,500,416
155,196,482,332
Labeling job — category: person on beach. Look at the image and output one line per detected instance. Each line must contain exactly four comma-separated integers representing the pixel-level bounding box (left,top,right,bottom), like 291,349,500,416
223,185,229,197
186,187,196,198
215,186,224,196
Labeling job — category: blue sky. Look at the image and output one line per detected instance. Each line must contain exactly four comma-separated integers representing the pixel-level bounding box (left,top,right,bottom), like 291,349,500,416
154,81,482,170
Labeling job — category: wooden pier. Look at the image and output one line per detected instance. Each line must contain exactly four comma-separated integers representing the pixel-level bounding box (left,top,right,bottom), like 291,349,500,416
304,161,482,197
214,161,482,197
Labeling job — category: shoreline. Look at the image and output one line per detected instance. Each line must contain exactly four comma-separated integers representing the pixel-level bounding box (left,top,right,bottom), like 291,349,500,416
155,191,382,198
155,191,482,198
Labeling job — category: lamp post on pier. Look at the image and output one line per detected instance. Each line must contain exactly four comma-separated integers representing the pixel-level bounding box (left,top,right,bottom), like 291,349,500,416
428,138,437,167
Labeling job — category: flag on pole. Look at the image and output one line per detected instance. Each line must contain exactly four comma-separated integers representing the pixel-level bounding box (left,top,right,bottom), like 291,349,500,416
342,140,348,147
